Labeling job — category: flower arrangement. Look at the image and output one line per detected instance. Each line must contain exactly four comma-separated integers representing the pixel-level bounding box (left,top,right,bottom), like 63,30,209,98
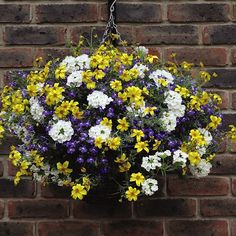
0,37,225,201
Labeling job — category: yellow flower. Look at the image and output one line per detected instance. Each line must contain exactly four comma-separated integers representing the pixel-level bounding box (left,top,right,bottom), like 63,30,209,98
20,160,30,170
153,140,161,151
115,153,128,163
117,117,129,132
126,86,142,102
9,147,22,166
175,85,190,98
130,129,144,142
228,125,236,142
130,172,145,186
55,65,66,79
0,125,4,139
82,177,91,191
135,141,149,153
207,115,221,130
57,161,73,175
120,53,133,66
120,70,132,82
94,137,104,149
118,92,128,102
200,71,211,82
125,186,140,201
94,69,105,80
27,84,38,97
181,61,193,71
101,117,112,128
71,184,87,200
119,162,131,172
107,137,121,150
144,107,157,116
110,80,122,92
90,54,103,68
188,151,201,166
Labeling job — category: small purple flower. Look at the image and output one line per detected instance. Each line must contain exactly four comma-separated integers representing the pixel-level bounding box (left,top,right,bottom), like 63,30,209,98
87,157,95,164
101,158,108,164
67,148,76,154
76,157,84,164
79,146,87,153
90,147,98,154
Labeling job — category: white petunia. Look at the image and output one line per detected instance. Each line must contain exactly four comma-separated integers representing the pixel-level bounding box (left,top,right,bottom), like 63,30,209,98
160,112,177,132
66,70,83,87
141,154,162,172
173,150,188,167
87,90,113,109
29,97,45,123
88,124,111,141
198,128,212,146
141,178,158,196
132,64,149,78
189,159,212,177
48,120,74,143
149,69,175,87
135,46,149,56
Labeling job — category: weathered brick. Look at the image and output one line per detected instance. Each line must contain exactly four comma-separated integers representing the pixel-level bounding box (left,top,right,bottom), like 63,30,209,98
203,25,236,44
231,92,236,109
4,26,65,45
7,160,18,176
232,4,236,22
73,199,132,219
201,199,236,216
211,155,236,175
0,222,34,236
102,220,163,236
231,220,236,236
36,4,98,23
0,179,35,198
35,48,70,62
38,222,100,236
0,48,33,68
167,176,229,196
41,184,71,198
166,220,228,236
222,114,236,130
71,25,134,44
101,3,162,23
8,200,69,219
206,69,236,89
0,201,4,219
134,199,196,218
136,25,199,45
232,178,236,196
164,48,227,66
231,48,236,65
0,4,30,23
168,4,229,22
211,90,229,109
0,160,3,177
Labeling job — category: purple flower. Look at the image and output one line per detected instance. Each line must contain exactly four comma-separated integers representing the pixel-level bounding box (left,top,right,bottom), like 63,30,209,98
79,146,87,153
87,157,95,164
76,157,84,164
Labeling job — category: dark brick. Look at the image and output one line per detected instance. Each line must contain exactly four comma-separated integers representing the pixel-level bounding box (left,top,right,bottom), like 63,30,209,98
101,3,162,23
167,176,229,196
0,222,34,236
41,184,71,198
231,178,236,196
232,4,236,22
166,220,228,236
231,92,236,110
222,114,236,130
0,179,35,198
210,90,229,109
38,222,100,236
102,220,163,236
8,200,69,219
164,48,227,66
0,161,3,177
4,26,65,45
134,199,196,217
35,48,70,62
73,199,132,219
7,161,18,176
136,25,198,45
206,69,236,89
203,25,236,44
201,199,236,216
168,4,229,22
0,201,4,219
0,48,33,68
36,4,98,23
231,220,236,236
211,155,236,175
0,4,30,23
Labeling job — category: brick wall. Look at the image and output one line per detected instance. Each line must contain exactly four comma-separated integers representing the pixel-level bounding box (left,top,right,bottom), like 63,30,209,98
0,0,235,236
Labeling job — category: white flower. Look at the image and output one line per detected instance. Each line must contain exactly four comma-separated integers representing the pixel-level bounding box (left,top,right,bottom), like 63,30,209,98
141,178,158,196
135,46,149,56
173,150,188,167
189,159,212,177
48,120,74,143
132,64,149,78
156,150,171,158
126,102,146,117
66,70,83,87
141,154,162,172
87,90,113,109
75,54,90,70
150,69,174,87
198,128,212,146
160,112,177,132
88,124,111,141
29,97,45,123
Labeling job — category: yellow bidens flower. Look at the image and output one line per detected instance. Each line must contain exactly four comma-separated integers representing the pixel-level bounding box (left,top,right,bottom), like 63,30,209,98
117,117,129,132
135,141,149,153
153,140,161,151
45,83,64,106
110,80,122,92
55,65,66,79
199,71,211,83
107,137,121,150
144,107,157,116
9,146,22,166
115,154,131,172
207,115,221,130
94,137,104,149
130,172,145,186
190,129,206,146
57,161,72,175
101,117,112,128
125,186,140,201
228,125,236,142
71,184,87,200
0,123,4,139
130,129,144,142
188,151,201,166
175,85,190,98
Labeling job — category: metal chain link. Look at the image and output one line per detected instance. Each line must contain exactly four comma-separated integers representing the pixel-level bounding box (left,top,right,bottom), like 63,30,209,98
102,0,122,44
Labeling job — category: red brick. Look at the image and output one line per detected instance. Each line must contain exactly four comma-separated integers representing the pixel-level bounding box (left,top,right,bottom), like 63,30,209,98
211,155,236,175
166,220,228,236
232,4,236,22
0,179,35,198
8,200,69,219
0,4,30,23
38,222,100,236
167,176,229,196
101,3,162,23
203,25,236,45
164,48,227,66
231,48,236,65
231,220,236,236
136,25,199,45
0,48,33,68
102,220,163,236
134,199,196,218
4,26,65,45
147,47,161,58
232,92,236,109
36,4,98,23
168,4,229,22
231,178,236,196
35,48,70,62
213,90,229,109
0,222,34,236
7,160,18,176
73,199,132,219
0,201,4,219
41,184,71,198
201,199,236,216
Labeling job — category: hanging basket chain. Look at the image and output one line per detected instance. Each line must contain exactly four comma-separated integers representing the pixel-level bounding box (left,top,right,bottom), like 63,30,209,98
102,0,122,44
